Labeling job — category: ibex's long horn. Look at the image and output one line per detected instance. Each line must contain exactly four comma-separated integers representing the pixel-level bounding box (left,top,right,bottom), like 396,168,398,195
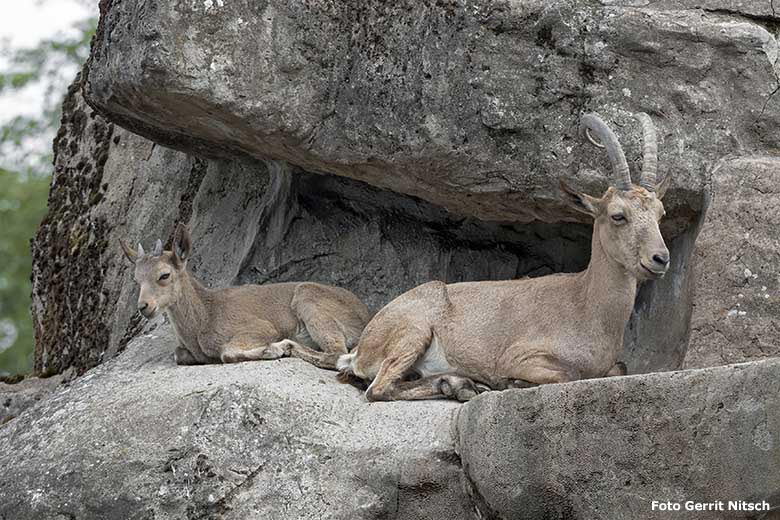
635,112,658,191
580,114,632,191
153,239,163,256
137,243,145,257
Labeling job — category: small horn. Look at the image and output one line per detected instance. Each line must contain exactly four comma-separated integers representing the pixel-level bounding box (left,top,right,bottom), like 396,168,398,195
580,113,632,191
153,239,163,256
636,112,658,191
137,243,145,257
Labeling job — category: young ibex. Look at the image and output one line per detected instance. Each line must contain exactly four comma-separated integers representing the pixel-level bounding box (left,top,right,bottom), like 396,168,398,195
120,224,372,366
326,112,671,401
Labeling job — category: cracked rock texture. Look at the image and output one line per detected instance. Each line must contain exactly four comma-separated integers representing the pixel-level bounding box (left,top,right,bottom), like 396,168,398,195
0,327,468,520
83,0,780,226
0,374,65,425
457,357,780,520
1,330,779,519
687,157,780,368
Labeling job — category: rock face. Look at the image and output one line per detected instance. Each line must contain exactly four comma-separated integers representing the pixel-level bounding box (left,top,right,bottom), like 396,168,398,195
686,157,780,368
32,78,598,376
1,330,778,519
83,0,779,227
457,357,780,519
31,76,116,374
0,328,469,520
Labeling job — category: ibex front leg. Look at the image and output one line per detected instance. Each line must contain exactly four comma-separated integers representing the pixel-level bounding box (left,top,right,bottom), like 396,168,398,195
218,322,289,363
376,373,483,402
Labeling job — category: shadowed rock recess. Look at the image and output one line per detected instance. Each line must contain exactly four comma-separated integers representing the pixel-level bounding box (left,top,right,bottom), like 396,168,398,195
5,0,780,518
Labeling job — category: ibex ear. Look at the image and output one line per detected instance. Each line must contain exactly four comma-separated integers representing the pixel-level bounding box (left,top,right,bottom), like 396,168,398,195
173,223,192,268
560,180,599,217
655,174,671,200
119,239,138,264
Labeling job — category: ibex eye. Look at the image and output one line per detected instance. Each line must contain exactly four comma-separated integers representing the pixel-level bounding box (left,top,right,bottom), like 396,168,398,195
159,273,171,281
611,214,626,223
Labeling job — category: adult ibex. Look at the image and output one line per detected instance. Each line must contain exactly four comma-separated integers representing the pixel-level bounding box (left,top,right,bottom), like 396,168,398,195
120,224,371,366
330,112,671,401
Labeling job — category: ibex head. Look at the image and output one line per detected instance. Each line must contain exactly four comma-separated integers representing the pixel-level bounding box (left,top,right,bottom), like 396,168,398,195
119,223,192,318
561,113,671,281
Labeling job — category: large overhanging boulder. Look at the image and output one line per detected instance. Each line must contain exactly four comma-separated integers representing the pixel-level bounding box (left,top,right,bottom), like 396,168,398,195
82,0,780,227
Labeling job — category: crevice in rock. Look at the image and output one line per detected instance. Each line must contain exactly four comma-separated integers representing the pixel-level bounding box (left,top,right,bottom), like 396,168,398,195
171,157,209,242
190,463,266,519
702,8,780,31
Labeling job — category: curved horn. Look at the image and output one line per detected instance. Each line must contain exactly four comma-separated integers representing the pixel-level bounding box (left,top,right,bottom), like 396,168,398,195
580,113,632,191
635,112,658,191
153,239,163,256
137,243,145,257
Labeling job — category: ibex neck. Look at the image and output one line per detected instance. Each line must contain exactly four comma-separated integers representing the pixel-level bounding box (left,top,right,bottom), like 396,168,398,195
167,271,209,337
581,225,637,338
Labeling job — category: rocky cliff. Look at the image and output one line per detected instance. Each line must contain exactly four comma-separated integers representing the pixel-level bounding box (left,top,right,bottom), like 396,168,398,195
4,0,780,518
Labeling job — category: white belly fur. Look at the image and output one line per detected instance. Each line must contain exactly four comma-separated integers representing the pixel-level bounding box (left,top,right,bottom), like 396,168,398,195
413,333,454,377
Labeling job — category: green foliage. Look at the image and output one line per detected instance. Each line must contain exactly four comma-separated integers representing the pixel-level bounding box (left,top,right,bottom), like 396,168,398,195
0,12,97,375
0,169,50,374
0,16,97,175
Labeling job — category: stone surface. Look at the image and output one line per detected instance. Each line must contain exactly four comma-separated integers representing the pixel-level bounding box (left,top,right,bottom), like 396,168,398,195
0,327,469,520
457,358,780,520
686,157,780,368
81,0,780,228
3,328,779,519
0,374,65,425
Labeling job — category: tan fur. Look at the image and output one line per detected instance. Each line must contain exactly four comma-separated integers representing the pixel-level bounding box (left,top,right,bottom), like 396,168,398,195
120,224,371,365
345,182,671,402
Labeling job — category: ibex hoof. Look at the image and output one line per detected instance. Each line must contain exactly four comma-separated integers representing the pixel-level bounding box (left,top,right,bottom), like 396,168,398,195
439,376,480,402
220,352,242,363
